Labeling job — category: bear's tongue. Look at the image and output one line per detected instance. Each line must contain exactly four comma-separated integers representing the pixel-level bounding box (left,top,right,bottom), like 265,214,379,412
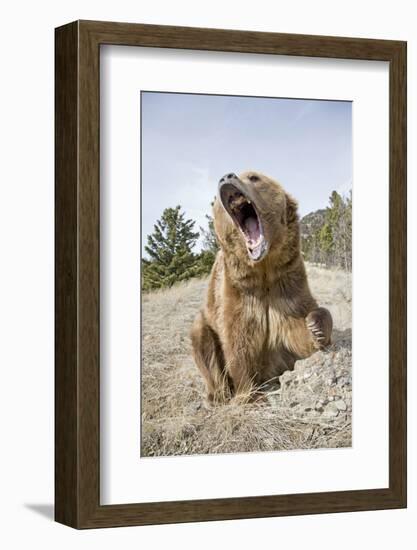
243,216,265,260
244,216,260,243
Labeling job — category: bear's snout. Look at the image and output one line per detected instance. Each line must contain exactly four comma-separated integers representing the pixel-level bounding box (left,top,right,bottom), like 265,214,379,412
219,172,238,185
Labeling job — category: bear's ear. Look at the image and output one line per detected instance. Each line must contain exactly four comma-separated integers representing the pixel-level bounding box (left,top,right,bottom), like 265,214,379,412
285,193,298,224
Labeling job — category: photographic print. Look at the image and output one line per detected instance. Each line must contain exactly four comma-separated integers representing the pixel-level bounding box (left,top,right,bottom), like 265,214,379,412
140,91,352,458
55,21,406,527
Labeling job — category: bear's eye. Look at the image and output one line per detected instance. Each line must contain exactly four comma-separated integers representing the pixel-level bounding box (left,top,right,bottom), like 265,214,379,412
248,175,259,182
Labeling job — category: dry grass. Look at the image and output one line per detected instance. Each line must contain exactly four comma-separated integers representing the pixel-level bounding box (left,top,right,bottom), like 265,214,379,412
141,265,352,457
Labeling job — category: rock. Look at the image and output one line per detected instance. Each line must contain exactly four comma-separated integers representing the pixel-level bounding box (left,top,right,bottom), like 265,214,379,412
334,399,347,411
271,339,351,428
323,402,339,418
267,395,280,408
326,376,337,387
337,376,351,388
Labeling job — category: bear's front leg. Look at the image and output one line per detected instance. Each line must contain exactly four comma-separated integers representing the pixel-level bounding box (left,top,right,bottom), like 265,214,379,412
191,312,232,404
306,307,333,349
222,324,262,401
225,355,257,399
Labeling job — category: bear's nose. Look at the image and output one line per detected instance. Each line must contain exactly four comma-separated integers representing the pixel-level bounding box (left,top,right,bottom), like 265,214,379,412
219,172,237,184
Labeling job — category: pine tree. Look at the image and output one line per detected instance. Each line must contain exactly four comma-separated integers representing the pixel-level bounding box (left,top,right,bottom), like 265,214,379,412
300,190,352,271
343,190,352,270
325,190,352,270
318,222,334,265
200,211,219,255
142,206,200,290
195,201,219,276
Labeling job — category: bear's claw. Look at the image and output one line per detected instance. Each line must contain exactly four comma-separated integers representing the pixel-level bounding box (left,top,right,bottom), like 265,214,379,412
306,308,333,350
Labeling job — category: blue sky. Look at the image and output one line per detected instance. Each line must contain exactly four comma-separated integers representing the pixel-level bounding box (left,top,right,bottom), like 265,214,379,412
141,92,352,253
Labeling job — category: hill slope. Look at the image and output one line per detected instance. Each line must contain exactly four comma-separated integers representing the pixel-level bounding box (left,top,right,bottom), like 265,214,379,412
300,208,327,240
141,264,352,457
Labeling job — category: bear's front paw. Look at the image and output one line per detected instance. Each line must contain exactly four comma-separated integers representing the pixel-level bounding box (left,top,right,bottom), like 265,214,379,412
306,307,333,350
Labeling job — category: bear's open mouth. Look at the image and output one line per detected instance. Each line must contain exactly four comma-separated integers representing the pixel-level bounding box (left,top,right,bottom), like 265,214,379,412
219,184,267,261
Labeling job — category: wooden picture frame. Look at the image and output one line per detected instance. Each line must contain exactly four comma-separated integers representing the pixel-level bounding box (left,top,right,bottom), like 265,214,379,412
55,20,407,529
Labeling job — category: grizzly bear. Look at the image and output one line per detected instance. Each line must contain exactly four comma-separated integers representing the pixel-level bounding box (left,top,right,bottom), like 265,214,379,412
191,171,333,403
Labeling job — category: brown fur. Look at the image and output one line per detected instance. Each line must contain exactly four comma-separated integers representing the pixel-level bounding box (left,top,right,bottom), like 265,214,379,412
191,171,332,403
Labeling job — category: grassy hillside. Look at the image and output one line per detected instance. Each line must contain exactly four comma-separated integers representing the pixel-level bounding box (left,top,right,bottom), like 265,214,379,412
141,264,352,457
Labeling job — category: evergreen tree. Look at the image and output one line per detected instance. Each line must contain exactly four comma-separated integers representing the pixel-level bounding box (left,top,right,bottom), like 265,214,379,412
200,211,219,255
325,190,352,270
300,189,352,271
195,201,219,276
318,222,334,264
142,206,200,290
340,190,352,270
193,249,217,277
